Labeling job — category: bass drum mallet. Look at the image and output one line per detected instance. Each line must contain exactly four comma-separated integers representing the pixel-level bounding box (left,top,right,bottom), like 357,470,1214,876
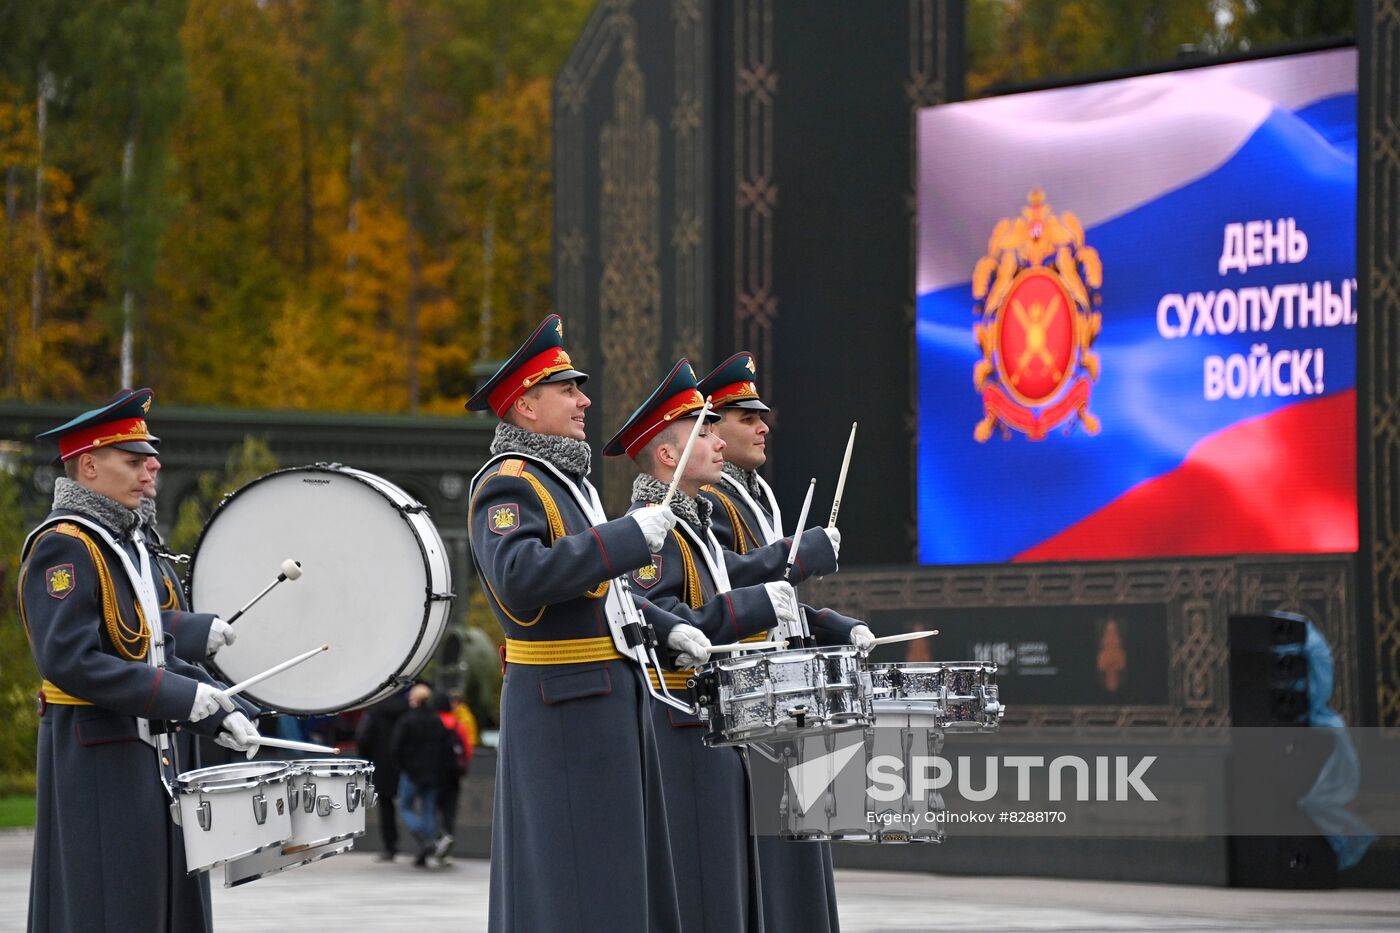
224,558,303,625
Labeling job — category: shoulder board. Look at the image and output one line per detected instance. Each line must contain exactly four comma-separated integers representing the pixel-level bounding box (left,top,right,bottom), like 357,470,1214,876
499,459,527,477
54,522,82,537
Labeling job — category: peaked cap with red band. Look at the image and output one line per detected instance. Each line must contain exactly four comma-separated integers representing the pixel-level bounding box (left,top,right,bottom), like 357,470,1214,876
604,359,720,459
466,314,589,417
697,351,769,412
37,387,160,462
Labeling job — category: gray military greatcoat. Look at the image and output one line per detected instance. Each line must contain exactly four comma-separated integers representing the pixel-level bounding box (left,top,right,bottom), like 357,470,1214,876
20,508,232,933
469,452,684,933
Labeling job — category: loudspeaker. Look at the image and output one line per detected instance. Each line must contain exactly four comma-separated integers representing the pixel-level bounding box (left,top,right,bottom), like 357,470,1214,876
1228,612,1309,727
1226,611,1338,888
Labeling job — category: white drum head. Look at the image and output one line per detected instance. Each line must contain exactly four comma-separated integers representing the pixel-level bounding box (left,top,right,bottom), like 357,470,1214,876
191,466,451,715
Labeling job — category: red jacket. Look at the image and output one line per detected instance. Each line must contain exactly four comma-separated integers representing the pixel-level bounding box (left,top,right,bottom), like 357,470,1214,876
437,710,473,775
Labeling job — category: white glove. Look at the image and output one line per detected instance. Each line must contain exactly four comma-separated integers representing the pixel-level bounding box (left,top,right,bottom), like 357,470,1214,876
823,526,841,562
762,581,802,636
630,505,678,552
188,683,235,722
206,617,236,657
215,711,261,759
668,623,712,668
850,624,876,653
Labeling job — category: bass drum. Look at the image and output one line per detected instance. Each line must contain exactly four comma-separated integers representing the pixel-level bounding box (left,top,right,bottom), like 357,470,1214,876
191,465,453,715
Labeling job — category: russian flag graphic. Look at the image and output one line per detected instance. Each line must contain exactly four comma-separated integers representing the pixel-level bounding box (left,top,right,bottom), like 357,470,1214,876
916,48,1357,565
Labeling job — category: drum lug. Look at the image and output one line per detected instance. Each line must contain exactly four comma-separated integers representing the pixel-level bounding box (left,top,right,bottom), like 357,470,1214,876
169,800,183,827
365,781,379,809
302,781,318,813
316,794,340,817
197,799,212,832
252,793,268,826
429,590,456,602
347,784,362,813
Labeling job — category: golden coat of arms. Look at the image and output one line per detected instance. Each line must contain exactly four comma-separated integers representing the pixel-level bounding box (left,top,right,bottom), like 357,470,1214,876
971,189,1103,441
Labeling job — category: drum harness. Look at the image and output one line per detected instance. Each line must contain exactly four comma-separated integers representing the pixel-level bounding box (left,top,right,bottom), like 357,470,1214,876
22,514,186,815
468,452,693,714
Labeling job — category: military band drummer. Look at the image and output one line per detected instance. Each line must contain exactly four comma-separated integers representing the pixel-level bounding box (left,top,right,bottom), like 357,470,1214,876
19,388,261,933
465,315,711,933
604,358,843,932
698,351,875,933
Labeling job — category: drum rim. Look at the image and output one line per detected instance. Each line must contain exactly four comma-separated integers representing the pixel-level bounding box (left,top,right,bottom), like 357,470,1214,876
175,760,291,791
285,757,374,778
866,661,999,672
709,644,861,670
190,463,450,715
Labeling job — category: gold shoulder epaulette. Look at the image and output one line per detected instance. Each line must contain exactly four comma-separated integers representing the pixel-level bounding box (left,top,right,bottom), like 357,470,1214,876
54,522,81,537
499,458,527,477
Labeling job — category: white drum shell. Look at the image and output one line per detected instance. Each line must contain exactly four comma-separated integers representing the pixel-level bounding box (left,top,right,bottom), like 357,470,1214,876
283,758,375,849
175,762,294,872
190,466,453,715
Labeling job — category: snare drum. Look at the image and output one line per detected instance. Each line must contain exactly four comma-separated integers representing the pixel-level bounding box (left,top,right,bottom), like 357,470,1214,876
174,762,294,871
283,758,376,849
695,645,872,747
190,465,453,714
218,759,375,886
867,661,1003,732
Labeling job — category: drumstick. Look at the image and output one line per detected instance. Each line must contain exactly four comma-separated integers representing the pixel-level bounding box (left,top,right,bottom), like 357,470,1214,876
707,641,787,653
867,630,939,648
828,422,857,528
225,558,303,625
223,644,329,698
662,397,714,509
784,478,817,583
250,736,340,755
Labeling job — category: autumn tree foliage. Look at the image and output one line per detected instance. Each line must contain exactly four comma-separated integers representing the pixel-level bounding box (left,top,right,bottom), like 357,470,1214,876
0,0,590,412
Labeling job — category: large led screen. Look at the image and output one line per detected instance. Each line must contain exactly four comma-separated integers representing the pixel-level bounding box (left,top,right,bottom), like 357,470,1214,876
917,48,1357,564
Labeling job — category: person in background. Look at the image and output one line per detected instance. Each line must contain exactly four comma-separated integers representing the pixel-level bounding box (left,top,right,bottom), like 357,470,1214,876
355,688,410,861
434,692,473,862
450,689,479,749
391,683,453,867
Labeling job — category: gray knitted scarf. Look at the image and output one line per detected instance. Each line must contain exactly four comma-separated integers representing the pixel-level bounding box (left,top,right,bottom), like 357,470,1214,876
52,478,139,535
631,472,712,530
490,422,592,477
722,460,768,504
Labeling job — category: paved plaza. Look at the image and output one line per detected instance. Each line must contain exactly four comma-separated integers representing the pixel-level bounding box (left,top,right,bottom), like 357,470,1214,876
3,828,1398,932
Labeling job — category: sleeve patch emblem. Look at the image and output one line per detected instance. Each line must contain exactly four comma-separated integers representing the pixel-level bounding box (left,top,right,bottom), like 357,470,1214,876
46,564,76,599
632,556,663,589
489,503,521,535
